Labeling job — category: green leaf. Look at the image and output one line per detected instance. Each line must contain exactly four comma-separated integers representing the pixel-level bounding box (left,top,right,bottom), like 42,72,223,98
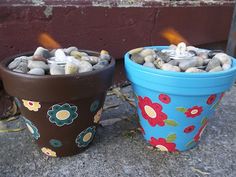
201,117,208,126
185,140,197,148
164,119,178,126
166,134,176,142
176,107,187,113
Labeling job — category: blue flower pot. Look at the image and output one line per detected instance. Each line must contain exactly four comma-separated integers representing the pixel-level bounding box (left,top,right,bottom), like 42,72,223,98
125,46,236,152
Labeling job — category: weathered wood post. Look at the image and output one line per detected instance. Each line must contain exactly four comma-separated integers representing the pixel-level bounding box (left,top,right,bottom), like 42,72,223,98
227,3,236,57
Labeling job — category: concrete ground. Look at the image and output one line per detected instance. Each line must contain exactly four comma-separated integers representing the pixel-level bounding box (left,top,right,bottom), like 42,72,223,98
0,85,235,177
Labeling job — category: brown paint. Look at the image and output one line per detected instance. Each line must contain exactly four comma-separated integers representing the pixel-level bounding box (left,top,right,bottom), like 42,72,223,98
0,50,115,157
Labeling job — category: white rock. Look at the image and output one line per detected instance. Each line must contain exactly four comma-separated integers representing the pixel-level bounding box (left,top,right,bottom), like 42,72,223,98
222,64,231,70
161,63,180,72
50,64,65,75
185,67,206,73
128,48,144,55
78,61,93,73
28,68,45,75
55,49,67,62
143,62,155,68
209,66,223,72
28,60,49,70
213,53,232,65
140,49,156,57
144,55,155,63
34,47,51,59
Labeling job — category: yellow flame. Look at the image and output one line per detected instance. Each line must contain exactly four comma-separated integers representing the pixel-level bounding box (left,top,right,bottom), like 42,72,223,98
161,28,188,45
38,33,61,49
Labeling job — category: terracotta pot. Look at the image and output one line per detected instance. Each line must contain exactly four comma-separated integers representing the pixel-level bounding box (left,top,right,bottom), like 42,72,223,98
0,50,115,157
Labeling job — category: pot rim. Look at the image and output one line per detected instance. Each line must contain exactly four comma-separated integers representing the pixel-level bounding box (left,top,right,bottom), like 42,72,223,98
0,49,115,79
125,46,236,78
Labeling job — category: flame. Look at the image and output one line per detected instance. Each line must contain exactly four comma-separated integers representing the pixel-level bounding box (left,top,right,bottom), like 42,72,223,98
161,28,188,45
38,33,61,49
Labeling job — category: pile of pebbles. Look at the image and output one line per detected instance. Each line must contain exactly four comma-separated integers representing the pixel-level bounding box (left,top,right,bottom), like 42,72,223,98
8,47,111,75
129,42,232,73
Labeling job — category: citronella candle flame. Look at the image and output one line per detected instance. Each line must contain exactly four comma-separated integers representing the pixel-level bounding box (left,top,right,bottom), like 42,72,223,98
38,33,61,49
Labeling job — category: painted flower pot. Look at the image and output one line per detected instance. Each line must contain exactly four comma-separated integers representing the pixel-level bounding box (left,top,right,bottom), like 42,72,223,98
124,46,236,152
0,50,115,157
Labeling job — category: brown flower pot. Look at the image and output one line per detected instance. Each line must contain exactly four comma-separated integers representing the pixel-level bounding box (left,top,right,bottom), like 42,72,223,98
0,50,115,157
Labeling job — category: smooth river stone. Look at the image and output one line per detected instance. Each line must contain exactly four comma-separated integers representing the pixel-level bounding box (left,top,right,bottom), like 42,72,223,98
179,59,198,71
154,59,164,69
55,49,67,62
129,48,144,55
63,46,78,55
185,67,206,73
78,61,93,73
50,64,65,75
65,62,79,74
209,66,223,72
213,53,232,65
8,58,22,70
168,60,179,66
144,55,155,63
156,51,171,62
161,63,180,72
28,60,49,70
131,54,144,64
13,62,28,73
81,56,99,65
28,68,45,75
70,51,88,59
140,49,156,57
33,47,51,59
208,50,224,58
143,62,155,68
205,58,221,72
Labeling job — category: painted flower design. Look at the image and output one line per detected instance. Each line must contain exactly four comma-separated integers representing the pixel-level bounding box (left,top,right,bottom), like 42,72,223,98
47,103,78,126
185,106,203,118
149,137,177,152
94,108,103,123
138,96,167,127
90,100,100,112
194,121,208,142
184,125,195,133
41,147,57,157
159,94,171,104
22,99,41,112
23,118,40,140
49,139,62,148
75,126,96,148
207,94,216,105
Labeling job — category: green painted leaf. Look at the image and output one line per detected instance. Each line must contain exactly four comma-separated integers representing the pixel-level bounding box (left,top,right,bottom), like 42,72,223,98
185,140,196,148
166,134,176,142
164,119,178,126
176,107,187,113
201,117,208,126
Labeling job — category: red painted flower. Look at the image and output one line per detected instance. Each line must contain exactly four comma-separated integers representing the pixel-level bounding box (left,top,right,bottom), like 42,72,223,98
207,94,216,105
194,121,208,142
184,125,195,133
138,96,167,127
219,93,225,101
185,106,203,118
149,137,177,152
159,94,171,104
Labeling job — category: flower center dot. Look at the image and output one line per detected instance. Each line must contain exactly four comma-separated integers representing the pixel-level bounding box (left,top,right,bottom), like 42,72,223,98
144,105,156,118
156,145,168,151
83,132,92,142
191,109,198,115
56,110,70,120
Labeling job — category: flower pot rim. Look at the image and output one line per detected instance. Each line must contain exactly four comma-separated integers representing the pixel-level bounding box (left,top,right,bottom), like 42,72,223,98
0,49,115,80
125,46,236,78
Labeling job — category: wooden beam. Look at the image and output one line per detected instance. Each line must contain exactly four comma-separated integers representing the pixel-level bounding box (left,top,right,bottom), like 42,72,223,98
227,3,236,57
